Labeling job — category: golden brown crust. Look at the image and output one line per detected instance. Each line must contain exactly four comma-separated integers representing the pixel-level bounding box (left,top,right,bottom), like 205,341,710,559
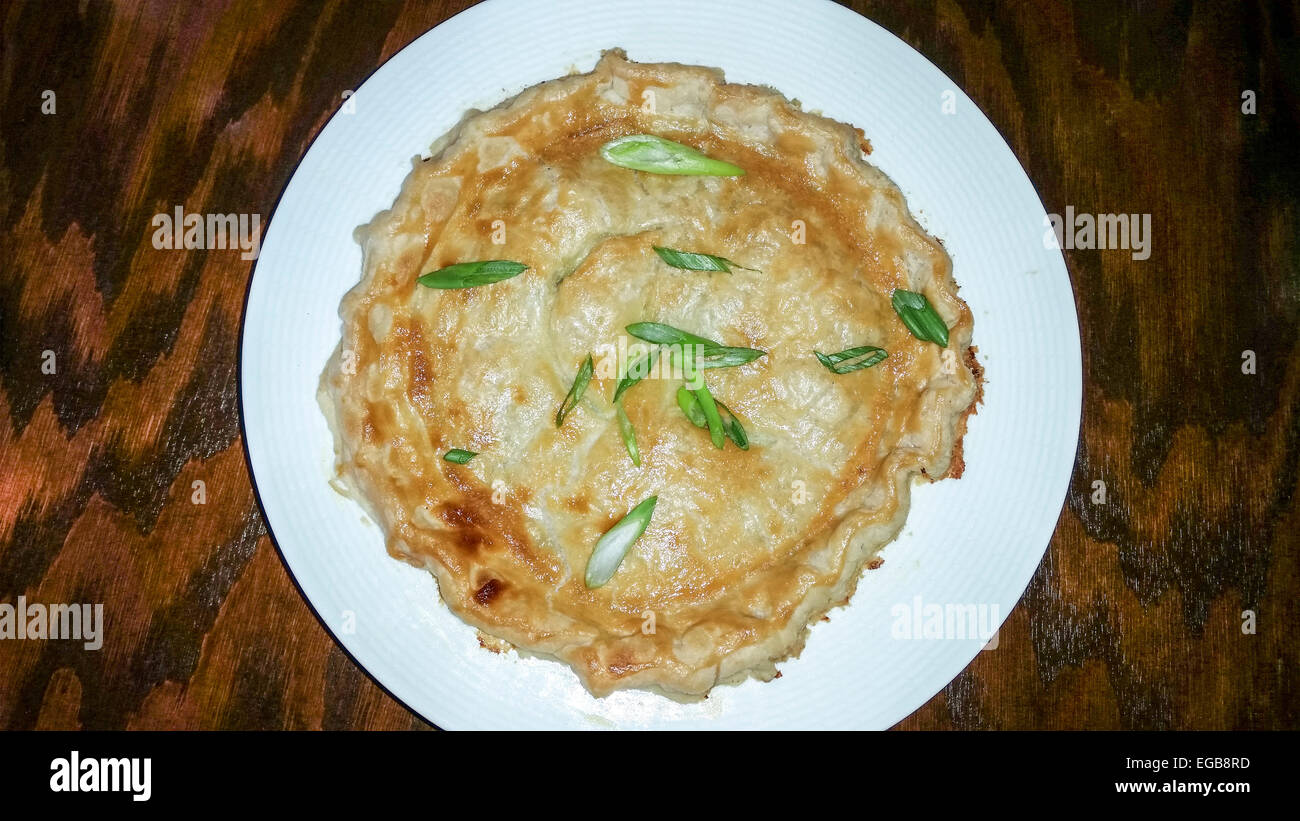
319,50,979,698
937,345,984,481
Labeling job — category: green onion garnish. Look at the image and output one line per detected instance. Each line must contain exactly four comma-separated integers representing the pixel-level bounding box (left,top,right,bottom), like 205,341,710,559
716,401,749,450
584,495,658,588
616,401,641,467
599,134,744,176
697,345,767,369
692,382,725,449
891,289,949,347
652,246,755,273
613,348,661,402
417,260,528,289
676,386,707,428
624,324,764,369
676,388,748,449
679,344,723,447
556,354,594,427
443,449,477,464
625,322,720,348
814,345,888,374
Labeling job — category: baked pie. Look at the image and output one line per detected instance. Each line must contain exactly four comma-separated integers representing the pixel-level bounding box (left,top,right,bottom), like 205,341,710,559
319,50,980,698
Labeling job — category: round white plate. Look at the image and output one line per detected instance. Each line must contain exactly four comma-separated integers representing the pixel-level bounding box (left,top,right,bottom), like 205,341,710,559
241,0,1080,729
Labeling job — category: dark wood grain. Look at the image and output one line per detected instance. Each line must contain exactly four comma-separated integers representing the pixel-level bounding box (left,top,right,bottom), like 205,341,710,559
0,0,1295,730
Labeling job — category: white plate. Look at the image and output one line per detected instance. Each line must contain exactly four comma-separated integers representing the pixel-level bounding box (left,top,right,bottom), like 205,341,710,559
241,0,1080,729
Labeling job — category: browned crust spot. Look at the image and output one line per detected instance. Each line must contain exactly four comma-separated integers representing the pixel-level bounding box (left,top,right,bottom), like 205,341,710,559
474,578,504,605
563,495,591,513
438,503,489,555
438,467,559,582
854,127,873,155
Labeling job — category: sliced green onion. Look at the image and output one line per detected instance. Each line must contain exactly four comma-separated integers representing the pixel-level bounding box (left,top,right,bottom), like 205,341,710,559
652,246,754,273
556,354,594,427
584,495,658,588
697,345,767,369
417,260,528,289
613,348,661,402
616,401,641,467
443,449,477,464
814,345,888,374
716,401,749,450
599,134,744,176
891,289,949,347
677,388,748,449
676,386,707,428
624,324,763,369
625,322,719,348
692,382,725,449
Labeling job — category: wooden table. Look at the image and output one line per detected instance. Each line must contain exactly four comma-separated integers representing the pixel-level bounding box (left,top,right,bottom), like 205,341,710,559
1,0,1294,730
